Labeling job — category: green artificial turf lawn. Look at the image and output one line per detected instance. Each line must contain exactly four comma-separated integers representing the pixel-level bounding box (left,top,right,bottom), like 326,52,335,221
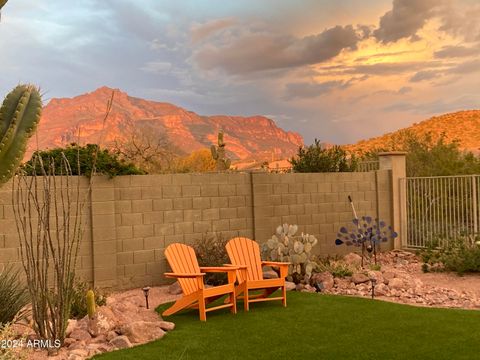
94,292,480,360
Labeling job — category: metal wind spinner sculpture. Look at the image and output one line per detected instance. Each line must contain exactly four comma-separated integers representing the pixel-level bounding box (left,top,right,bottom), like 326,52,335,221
335,216,398,266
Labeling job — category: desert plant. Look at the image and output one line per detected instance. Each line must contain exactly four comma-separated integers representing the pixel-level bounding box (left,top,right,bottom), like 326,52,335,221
192,232,230,285
24,143,144,178
12,92,114,351
335,216,397,266
69,280,107,319
175,148,216,173
86,290,96,319
0,317,28,360
0,265,29,325
262,224,318,283
290,139,357,173
210,130,231,171
0,85,42,185
316,258,354,278
420,236,480,275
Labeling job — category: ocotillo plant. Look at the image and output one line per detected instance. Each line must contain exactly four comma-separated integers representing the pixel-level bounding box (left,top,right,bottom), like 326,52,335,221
210,130,231,171
335,216,398,266
0,85,42,185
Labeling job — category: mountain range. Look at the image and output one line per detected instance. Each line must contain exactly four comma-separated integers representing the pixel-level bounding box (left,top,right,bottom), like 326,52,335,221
27,86,303,162
345,110,480,154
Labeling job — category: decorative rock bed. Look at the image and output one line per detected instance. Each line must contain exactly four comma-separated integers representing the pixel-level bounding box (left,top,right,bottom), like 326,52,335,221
288,250,480,309
14,287,180,360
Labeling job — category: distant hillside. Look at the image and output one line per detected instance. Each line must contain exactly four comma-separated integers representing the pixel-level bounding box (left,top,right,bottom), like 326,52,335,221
345,110,480,154
27,86,303,162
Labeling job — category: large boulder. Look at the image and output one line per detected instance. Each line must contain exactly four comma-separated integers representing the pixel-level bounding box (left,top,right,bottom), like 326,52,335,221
352,273,370,284
285,281,296,291
168,281,183,295
263,270,279,279
367,270,384,285
109,335,132,349
343,253,362,267
118,321,166,344
88,306,118,336
69,329,92,342
310,272,334,290
388,278,404,290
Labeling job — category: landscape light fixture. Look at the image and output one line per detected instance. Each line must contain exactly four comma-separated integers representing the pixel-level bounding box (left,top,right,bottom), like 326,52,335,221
370,277,376,299
142,286,151,309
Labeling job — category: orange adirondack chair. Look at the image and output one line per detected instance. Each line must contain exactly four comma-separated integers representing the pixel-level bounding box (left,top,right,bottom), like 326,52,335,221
163,243,238,321
226,237,290,311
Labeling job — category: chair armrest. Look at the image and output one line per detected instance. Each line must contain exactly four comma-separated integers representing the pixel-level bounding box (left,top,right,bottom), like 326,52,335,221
262,261,290,267
200,266,239,273
224,264,248,269
164,272,205,278
261,261,290,279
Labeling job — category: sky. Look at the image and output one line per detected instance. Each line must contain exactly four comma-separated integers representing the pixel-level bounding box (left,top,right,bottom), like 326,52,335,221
1,0,480,144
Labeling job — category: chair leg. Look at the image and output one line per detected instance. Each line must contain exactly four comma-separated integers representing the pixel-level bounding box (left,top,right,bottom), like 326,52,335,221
230,291,237,314
244,288,249,311
282,284,287,307
199,296,207,321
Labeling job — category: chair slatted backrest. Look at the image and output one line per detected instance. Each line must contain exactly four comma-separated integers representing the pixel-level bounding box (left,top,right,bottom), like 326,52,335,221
226,237,263,283
165,243,201,295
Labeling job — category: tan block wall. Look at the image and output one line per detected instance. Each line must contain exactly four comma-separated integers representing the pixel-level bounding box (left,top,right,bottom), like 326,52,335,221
113,173,253,289
252,171,393,256
0,170,394,290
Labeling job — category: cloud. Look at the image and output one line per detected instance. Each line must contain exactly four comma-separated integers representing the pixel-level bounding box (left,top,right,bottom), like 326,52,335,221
193,24,361,75
409,70,440,82
283,77,369,100
438,4,480,42
374,0,442,43
141,61,172,74
191,18,236,43
434,45,480,59
451,59,480,74
346,61,444,76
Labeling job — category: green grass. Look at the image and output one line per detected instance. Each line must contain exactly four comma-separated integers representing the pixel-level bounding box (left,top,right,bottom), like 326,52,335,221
95,292,480,360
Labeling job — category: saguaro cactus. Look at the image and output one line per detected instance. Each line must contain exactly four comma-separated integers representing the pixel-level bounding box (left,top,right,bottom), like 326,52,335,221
0,85,42,184
210,130,231,171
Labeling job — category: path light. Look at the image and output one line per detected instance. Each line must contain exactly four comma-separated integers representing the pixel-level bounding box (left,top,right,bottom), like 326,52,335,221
142,286,151,309
370,277,376,299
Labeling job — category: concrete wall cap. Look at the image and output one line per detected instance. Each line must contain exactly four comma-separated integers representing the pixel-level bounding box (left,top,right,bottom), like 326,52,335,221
378,151,407,156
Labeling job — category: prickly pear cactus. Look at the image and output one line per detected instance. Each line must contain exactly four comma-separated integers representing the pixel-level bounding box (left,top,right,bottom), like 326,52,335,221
0,85,42,185
262,223,318,282
86,289,96,319
210,130,231,171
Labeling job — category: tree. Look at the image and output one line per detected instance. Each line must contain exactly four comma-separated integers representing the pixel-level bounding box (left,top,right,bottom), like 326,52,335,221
175,148,216,173
290,139,357,173
113,122,179,173
23,143,144,178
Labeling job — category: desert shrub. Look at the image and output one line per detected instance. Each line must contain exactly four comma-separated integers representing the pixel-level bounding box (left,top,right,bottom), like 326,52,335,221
69,280,108,319
192,232,230,285
23,143,145,178
0,265,29,326
420,236,480,275
0,320,28,360
290,139,357,173
317,259,354,278
369,263,382,271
